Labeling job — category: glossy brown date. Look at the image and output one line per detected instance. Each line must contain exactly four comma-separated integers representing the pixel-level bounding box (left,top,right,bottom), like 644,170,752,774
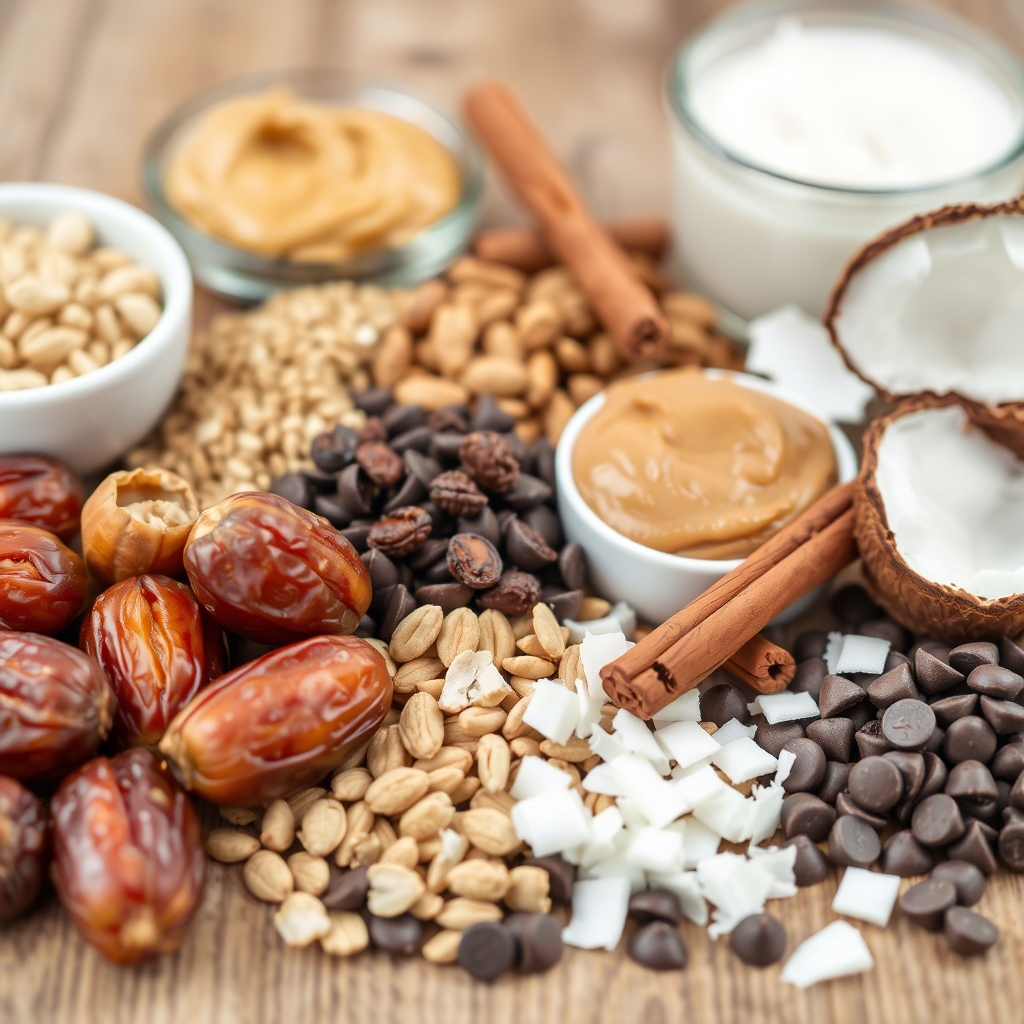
80,574,225,749
159,635,392,806
0,632,115,781
0,775,49,921
0,521,88,635
183,491,372,646
0,454,84,541
51,748,206,964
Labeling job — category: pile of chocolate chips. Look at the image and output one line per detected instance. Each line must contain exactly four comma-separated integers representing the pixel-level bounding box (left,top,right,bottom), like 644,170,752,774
269,391,587,640
711,583,1023,958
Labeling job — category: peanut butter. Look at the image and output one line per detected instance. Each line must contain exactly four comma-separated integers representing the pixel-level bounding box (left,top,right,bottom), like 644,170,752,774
165,88,460,260
572,371,837,559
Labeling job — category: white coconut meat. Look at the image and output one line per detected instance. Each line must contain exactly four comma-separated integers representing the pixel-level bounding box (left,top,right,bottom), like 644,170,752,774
834,214,1024,405
875,404,1024,599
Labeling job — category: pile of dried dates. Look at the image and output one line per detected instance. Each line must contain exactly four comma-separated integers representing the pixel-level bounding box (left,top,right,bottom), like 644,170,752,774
0,455,393,963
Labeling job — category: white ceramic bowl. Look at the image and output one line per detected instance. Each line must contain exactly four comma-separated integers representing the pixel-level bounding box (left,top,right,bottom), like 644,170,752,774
555,370,859,626
0,184,192,474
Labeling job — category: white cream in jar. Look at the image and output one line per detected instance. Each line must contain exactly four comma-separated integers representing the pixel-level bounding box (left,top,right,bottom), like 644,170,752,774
668,3,1024,322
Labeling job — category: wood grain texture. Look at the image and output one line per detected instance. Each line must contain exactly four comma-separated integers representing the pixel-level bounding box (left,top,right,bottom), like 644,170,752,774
1,1,1023,1022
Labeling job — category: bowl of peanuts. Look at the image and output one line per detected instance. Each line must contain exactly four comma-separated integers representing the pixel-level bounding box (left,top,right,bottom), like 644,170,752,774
0,183,192,473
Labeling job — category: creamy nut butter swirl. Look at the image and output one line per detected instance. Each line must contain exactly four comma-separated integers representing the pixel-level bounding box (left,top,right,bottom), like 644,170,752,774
165,88,460,260
572,371,836,559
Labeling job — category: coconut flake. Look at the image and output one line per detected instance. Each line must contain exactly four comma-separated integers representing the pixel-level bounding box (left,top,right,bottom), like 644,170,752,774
711,718,758,746
580,631,633,699
670,756,716,779
578,805,626,867
581,761,626,796
825,631,845,674
612,709,670,773
587,726,626,762
781,920,874,988
746,783,787,847
562,876,632,950
564,603,637,645
655,720,722,770
652,688,702,724
510,788,592,857
681,818,723,868
509,755,572,801
698,854,775,937
774,749,797,787
691,784,751,843
626,827,685,874
573,674,606,739
754,691,820,724
746,843,797,897
522,678,580,744
834,635,891,676
609,755,692,828
675,764,729,810
832,867,901,927
647,870,709,925
577,852,647,893
711,736,779,784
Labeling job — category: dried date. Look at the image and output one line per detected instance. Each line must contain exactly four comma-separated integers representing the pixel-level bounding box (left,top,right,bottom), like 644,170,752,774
0,776,49,921
184,491,371,646
0,632,115,780
367,505,432,558
159,635,392,806
80,575,225,749
0,521,88,634
51,748,206,964
0,454,83,541
447,533,503,589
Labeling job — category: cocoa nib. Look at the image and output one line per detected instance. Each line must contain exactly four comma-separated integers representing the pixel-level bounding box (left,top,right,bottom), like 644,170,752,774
355,441,405,488
447,533,503,589
430,470,488,516
459,431,520,493
477,570,541,615
367,506,432,558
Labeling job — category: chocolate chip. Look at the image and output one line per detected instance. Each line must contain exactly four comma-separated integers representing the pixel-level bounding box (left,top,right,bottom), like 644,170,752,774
313,493,352,528
829,583,879,626
881,751,925,802
944,906,998,956
880,830,935,876
960,798,1000,828
339,520,373,552
361,548,399,591
780,738,826,793
311,424,359,472
368,912,423,955
979,696,1024,735
991,742,1024,781
728,913,786,967
358,416,388,444
382,403,426,437
948,642,1000,675
923,724,946,756
999,820,1024,870
457,921,517,980
456,506,502,549
428,431,465,465
784,834,830,885
859,618,910,652
867,663,918,709
522,856,576,903
521,505,563,550
915,649,965,696
847,702,877,732
967,663,1024,700
377,584,418,643
885,649,912,672
856,719,894,758
628,921,687,971
948,824,995,876
414,582,474,614
505,518,558,572
541,588,584,621
352,386,393,416
999,634,1024,675
501,474,553,511
427,407,468,434
447,533,503,589
336,462,375,518
382,473,428,513
556,543,586,593
815,760,853,805
819,675,866,718
935,854,990,902
702,684,751,728
754,720,805,758
848,755,904,812
828,814,881,867
943,716,997,764
505,913,563,973
355,614,376,638
270,471,313,509
930,692,979,727
791,659,828,701
946,760,999,803
322,866,369,910
628,889,682,925
918,752,949,801
793,630,829,662
477,570,541,616
912,794,966,847
900,878,957,931
781,792,836,842
804,717,854,762
882,698,936,750
469,395,516,433
835,790,888,832
389,425,433,455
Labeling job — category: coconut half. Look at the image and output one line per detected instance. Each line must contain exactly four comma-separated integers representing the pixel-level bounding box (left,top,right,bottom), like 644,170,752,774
855,397,1024,642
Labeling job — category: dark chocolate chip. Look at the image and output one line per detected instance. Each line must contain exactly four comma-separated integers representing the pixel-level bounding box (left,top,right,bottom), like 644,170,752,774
311,424,359,472
504,913,563,973
780,793,836,842
403,449,444,490
361,548,399,591
933,860,987,907
918,752,948,801
979,696,1024,735
521,504,564,550
846,702,876,732
815,761,853,806
531,438,556,489
828,814,881,867
856,719,895,758
783,834,830,885
500,474,552,511
322,866,369,910
429,431,466,465
382,473,427,513
339,520,373,552
754,720,804,758
426,407,468,434
944,906,998,956
1011,770,1024,811
944,716,997,765
900,878,957,931
885,650,912,673
552,545,585,595
358,416,388,444
949,642,1000,675
354,614,376,638
541,588,584,621
389,424,433,455
999,635,1024,676
879,830,935,876
336,463,375,518
456,506,502,549
313,493,353,528
835,790,888,832
959,797,1001,828
368,912,423,955
793,631,829,662
505,519,558,572
829,584,879,626
867,663,919,709
805,717,854,763
702,684,751,728
299,465,339,494
781,738,827,793
946,760,999,803
859,618,910,652
915,649,965,696
351,387,393,416
848,755,904,812
728,913,786,967
882,698,936,750
790,659,828,701
991,743,1024,781
270,471,313,509
415,582,474,614
628,921,687,971
377,584,418,643
522,856,576,904
470,395,516,433
912,794,966,847
923,724,946,756
930,692,979,726
628,889,682,925
819,675,866,718
945,824,998,877
968,664,1024,700
1000,820,1024,870
457,921,517,980
382,403,426,437
882,751,926,803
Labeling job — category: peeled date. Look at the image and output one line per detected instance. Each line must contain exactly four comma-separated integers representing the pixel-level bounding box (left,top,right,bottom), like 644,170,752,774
51,748,206,964
0,775,49,921
0,521,88,635
159,635,392,806
183,491,371,646
0,454,84,541
0,632,115,781
80,574,225,749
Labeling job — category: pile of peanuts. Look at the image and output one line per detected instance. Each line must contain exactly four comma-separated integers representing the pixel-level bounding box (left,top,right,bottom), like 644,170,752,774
0,214,163,390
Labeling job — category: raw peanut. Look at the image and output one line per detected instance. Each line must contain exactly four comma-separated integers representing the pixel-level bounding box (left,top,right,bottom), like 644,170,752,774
458,706,507,736
554,336,590,372
364,768,431,816
114,292,162,337
558,645,584,691
515,418,542,443
497,397,530,420
372,815,399,850
45,212,93,255
478,609,516,669
516,300,561,349
399,792,455,839
543,389,575,443
413,747,474,774
510,615,535,640
366,863,426,917
430,304,476,378
321,910,369,956
400,278,447,333
57,301,92,330
379,835,420,869
516,634,548,658
470,789,515,816
460,356,529,397
525,349,558,408
97,264,160,300
413,677,442,699
418,837,444,862
371,325,413,388
184,492,370,645
335,739,372,774
548,757,582,791
581,754,602,772
6,276,70,315
410,891,444,921
394,656,447,693
286,788,327,822
81,574,224,749
205,829,260,864
298,798,347,856
567,373,604,406
450,776,481,805
260,800,296,853
393,374,470,409
333,801,373,868
421,928,462,963
362,637,397,677
446,859,511,902
382,706,402,729
160,637,391,806
0,367,47,389
476,734,511,793
436,898,503,930
331,767,373,802
52,749,205,963
502,696,538,741
449,256,526,292
476,288,519,327
220,806,260,826
0,777,48,920
367,723,409,777
539,737,592,763
389,605,443,662
457,809,521,857
443,719,478,746
532,602,565,661
482,321,523,359
508,676,536,700
577,596,612,621
19,326,87,370
436,608,481,668
504,866,552,913
274,891,331,947
510,737,543,759
663,290,717,326
398,692,444,760
0,454,83,540
287,852,331,896
427,765,465,795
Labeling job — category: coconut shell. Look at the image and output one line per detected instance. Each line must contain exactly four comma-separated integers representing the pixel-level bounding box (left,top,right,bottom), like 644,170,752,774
825,197,1024,411
855,395,1024,643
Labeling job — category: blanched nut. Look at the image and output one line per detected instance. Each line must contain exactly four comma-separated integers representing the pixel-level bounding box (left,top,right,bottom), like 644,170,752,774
445,859,511,902
205,829,260,864
321,911,369,957
398,792,455,840
244,850,294,903
260,800,295,852
366,863,426,917
504,865,552,913
80,468,198,584
273,892,331,947
297,798,347,857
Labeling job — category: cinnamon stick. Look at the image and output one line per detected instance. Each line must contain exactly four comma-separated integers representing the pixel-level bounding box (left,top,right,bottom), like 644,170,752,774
602,480,855,698
724,636,796,693
473,217,670,273
607,508,857,718
464,83,669,361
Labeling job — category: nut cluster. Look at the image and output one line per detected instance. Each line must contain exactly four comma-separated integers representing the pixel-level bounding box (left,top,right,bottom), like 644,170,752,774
0,213,163,390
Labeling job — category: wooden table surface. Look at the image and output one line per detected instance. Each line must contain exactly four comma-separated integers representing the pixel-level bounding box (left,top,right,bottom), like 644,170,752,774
4,1,1024,1022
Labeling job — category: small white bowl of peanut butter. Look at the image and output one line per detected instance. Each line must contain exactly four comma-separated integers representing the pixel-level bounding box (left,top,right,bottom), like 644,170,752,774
555,367,858,626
